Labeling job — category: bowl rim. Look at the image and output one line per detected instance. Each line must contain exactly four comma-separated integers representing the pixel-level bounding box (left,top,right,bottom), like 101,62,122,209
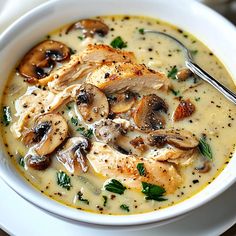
1,0,236,227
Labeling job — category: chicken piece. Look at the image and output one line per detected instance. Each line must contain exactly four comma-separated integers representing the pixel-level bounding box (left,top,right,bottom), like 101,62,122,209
80,44,136,64
86,62,170,94
87,142,182,193
47,55,93,93
46,44,136,93
11,87,54,138
146,146,196,166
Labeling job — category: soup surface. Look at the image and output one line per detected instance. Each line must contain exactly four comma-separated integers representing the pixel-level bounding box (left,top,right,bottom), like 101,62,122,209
1,15,236,215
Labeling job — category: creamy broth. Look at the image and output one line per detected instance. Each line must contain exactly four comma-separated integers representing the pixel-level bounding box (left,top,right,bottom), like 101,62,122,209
1,15,236,215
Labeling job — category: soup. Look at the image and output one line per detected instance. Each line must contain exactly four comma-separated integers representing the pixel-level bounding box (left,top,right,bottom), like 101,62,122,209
1,15,236,215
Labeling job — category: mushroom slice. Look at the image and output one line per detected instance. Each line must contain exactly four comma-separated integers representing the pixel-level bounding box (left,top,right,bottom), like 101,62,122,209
173,99,195,121
133,94,168,131
18,40,70,83
108,91,135,114
80,44,136,64
73,83,109,123
86,62,170,94
66,19,109,37
57,137,91,173
147,129,199,150
26,154,51,170
87,142,182,193
23,113,68,156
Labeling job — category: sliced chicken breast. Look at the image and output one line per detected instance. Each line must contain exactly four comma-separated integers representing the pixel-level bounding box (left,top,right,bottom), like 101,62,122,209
87,142,182,193
86,62,170,94
80,44,136,64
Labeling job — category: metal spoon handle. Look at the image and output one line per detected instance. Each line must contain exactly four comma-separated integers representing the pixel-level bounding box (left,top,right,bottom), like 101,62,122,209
186,60,236,105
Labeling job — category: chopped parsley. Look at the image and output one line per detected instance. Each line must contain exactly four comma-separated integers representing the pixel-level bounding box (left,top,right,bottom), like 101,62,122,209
120,204,130,212
137,163,146,176
69,47,76,55
138,28,145,35
195,97,201,102
76,126,93,139
198,135,213,160
167,66,178,80
104,179,126,195
141,182,167,201
170,88,180,96
71,117,78,126
57,171,72,190
190,50,198,55
110,36,127,49
102,195,108,207
78,36,84,41
77,191,89,205
2,106,12,126
18,157,25,167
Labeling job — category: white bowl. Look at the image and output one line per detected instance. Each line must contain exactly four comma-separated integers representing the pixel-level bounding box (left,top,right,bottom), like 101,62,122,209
0,0,236,229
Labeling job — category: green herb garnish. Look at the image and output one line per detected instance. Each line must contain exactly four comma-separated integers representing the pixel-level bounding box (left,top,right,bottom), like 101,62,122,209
76,127,93,139
69,47,76,55
78,36,84,41
137,163,146,176
198,135,213,160
141,182,167,201
77,191,89,205
2,106,12,126
110,36,127,49
195,97,201,102
104,179,126,195
57,171,72,190
167,66,178,80
71,117,78,126
18,157,25,167
102,195,108,207
191,50,198,55
138,28,144,35
120,204,130,212
170,88,180,96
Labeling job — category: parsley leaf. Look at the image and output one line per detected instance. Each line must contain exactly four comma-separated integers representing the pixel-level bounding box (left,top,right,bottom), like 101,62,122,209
102,195,108,207
2,106,12,126
195,97,201,102
167,66,178,80
71,117,78,126
76,126,93,139
18,157,25,167
110,36,127,49
77,191,89,205
137,163,146,176
190,50,198,55
170,88,180,96
120,204,130,212
104,179,126,195
78,36,84,41
57,171,72,190
198,135,213,160
138,28,144,35
141,182,167,201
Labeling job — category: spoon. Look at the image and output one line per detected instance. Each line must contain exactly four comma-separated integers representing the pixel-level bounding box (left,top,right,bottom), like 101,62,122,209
143,29,236,104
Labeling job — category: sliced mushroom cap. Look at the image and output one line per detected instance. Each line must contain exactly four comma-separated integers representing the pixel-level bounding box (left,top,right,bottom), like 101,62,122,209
57,137,91,173
66,19,109,37
133,94,168,131
18,40,70,83
147,129,199,150
173,99,195,121
23,113,68,156
108,91,135,114
74,83,109,123
26,154,51,170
